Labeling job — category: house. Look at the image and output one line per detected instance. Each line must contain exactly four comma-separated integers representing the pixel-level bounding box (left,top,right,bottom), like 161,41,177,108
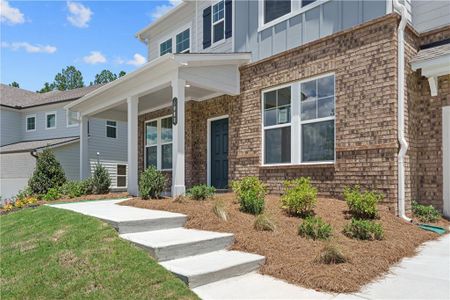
52,0,450,219
0,84,128,199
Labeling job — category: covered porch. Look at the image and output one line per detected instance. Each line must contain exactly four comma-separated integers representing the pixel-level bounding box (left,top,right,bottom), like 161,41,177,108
66,53,250,196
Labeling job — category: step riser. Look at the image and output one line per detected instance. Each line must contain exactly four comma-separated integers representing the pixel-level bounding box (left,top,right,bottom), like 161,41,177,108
173,258,266,288
131,235,234,261
117,216,187,234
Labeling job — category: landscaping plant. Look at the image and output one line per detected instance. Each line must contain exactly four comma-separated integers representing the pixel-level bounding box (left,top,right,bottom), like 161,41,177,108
91,163,111,194
254,214,276,231
343,218,384,240
212,199,228,221
281,177,317,216
139,166,166,199
298,216,332,240
42,187,61,201
61,179,94,198
28,148,66,195
232,176,266,215
187,184,216,200
343,185,382,219
315,243,347,264
412,201,441,223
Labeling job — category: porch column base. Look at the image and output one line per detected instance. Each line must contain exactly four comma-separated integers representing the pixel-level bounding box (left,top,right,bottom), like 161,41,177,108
172,185,186,197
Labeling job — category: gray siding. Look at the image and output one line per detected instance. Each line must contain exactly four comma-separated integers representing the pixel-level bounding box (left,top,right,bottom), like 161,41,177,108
53,142,80,181
88,118,127,163
235,0,388,61
412,0,450,33
0,109,22,146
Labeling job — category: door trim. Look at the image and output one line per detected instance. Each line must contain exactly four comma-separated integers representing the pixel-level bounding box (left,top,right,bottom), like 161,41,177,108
207,115,229,186
443,106,450,218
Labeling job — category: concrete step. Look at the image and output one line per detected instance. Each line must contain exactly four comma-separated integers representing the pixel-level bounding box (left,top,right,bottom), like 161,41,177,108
120,228,234,261
161,250,266,288
110,215,187,234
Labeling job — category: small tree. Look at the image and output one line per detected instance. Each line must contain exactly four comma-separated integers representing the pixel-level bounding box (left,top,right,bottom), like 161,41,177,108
91,163,111,194
28,148,66,195
9,81,20,88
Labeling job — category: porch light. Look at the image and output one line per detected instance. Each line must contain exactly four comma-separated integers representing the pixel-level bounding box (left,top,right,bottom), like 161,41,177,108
185,84,191,88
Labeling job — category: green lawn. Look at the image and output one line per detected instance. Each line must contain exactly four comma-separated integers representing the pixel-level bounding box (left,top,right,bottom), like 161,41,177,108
0,206,198,299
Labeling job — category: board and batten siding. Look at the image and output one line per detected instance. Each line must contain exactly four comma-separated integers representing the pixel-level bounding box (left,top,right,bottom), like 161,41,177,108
0,109,22,146
235,0,388,61
412,0,450,33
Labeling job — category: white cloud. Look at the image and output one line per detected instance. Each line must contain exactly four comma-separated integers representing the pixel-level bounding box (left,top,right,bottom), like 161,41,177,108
0,0,25,25
1,42,57,53
83,51,106,64
126,53,146,66
67,1,92,28
150,0,182,20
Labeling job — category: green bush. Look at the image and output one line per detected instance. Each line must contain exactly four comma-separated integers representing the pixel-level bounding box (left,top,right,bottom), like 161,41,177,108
343,218,384,240
412,201,441,223
281,177,317,216
42,187,61,201
28,148,66,195
315,243,347,264
254,214,276,232
344,186,381,219
187,185,216,200
61,179,93,198
15,187,33,201
298,216,332,240
232,177,266,215
139,166,166,199
91,163,111,194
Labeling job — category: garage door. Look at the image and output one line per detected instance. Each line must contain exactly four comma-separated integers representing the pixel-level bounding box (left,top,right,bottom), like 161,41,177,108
0,152,36,201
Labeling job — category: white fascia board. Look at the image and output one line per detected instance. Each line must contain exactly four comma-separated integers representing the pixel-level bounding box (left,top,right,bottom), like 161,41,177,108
411,54,450,72
174,53,252,67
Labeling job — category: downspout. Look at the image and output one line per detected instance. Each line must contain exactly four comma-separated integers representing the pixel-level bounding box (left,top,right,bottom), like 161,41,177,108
393,0,411,222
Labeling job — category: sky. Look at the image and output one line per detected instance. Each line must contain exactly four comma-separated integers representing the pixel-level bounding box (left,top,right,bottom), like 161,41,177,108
0,0,181,92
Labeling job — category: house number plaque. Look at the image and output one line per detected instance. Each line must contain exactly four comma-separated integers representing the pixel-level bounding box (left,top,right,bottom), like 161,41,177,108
172,97,178,125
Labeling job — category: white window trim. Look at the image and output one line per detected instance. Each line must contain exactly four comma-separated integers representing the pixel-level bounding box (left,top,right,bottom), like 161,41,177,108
159,24,192,56
211,0,226,47
66,110,79,128
258,0,331,32
25,114,36,132
116,164,128,188
207,114,229,186
106,120,117,139
45,111,57,130
144,115,173,171
261,72,336,167
159,38,173,56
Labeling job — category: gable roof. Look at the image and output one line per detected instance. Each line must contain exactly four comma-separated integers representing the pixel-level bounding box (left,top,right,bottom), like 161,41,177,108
0,84,103,109
0,136,79,154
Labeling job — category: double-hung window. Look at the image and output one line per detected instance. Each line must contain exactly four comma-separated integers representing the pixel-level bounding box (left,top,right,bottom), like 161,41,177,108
46,112,56,129
145,116,173,170
26,115,36,132
160,38,172,56
263,0,291,24
116,164,127,188
212,0,225,43
67,110,79,127
106,120,117,138
176,28,190,53
262,74,335,165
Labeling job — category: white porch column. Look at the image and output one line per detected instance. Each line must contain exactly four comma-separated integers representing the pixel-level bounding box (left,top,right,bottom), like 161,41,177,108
80,115,90,179
127,95,139,196
171,78,186,196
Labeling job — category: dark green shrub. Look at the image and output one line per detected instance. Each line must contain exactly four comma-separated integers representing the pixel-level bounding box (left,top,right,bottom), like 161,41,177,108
232,177,266,215
281,177,317,216
28,148,66,195
254,214,276,231
91,163,111,194
315,243,347,264
344,186,382,219
187,185,216,200
139,166,166,199
42,187,61,201
412,201,441,223
343,218,384,240
61,179,93,198
298,216,332,240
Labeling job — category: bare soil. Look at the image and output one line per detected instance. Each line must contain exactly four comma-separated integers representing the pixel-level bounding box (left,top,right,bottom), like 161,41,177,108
121,193,449,293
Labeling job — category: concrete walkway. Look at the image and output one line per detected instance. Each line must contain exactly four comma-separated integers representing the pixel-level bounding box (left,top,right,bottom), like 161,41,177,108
50,200,450,300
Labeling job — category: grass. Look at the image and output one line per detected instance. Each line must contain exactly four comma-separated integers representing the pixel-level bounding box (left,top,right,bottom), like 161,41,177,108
0,206,198,299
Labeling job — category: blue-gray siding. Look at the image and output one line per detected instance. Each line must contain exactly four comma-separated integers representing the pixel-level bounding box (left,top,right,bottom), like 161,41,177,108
0,109,22,146
88,118,128,163
53,141,80,181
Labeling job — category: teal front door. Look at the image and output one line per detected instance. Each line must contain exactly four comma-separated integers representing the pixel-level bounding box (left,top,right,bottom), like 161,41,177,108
211,118,229,189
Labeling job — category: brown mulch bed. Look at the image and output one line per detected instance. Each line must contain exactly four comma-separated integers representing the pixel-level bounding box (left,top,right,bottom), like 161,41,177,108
120,193,449,293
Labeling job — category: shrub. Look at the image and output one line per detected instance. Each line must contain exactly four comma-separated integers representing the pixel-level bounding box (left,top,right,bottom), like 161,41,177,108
187,185,216,200
15,187,33,201
344,186,382,219
28,148,66,195
298,216,332,240
412,201,441,223
91,163,111,194
343,218,384,240
254,214,276,232
61,179,93,198
42,187,61,201
14,199,25,209
23,196,38,205
315,243,347,264
232,177,266,215
281,177,317,216
139,166,166,199
212,199,228,221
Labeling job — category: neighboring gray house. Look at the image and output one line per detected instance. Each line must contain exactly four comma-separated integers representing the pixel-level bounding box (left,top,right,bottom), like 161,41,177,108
0,84,128,199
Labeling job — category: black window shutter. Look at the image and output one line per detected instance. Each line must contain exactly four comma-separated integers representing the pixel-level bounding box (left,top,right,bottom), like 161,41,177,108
225,0,232,38
203,6,212,49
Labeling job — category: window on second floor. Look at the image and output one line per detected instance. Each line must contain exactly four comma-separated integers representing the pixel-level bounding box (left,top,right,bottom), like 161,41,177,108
26,115,36,132
212,0,225,43
176,28,190,53
160,38,172,56
106,120,117,138
46,112,56,129
67,110,79,127
264,0,291,24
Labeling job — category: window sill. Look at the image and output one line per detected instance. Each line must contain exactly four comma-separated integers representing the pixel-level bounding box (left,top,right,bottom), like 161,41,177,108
260,162,335,170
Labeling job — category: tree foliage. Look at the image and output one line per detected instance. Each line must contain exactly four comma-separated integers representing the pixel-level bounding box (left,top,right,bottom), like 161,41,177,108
118,70,126,77
91,69,127,85
54,66,84,91
28,148,66,195
37,82,55,93
9,81,20,88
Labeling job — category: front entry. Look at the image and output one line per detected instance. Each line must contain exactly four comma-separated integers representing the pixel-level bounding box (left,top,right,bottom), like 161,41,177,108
210,118,229,189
